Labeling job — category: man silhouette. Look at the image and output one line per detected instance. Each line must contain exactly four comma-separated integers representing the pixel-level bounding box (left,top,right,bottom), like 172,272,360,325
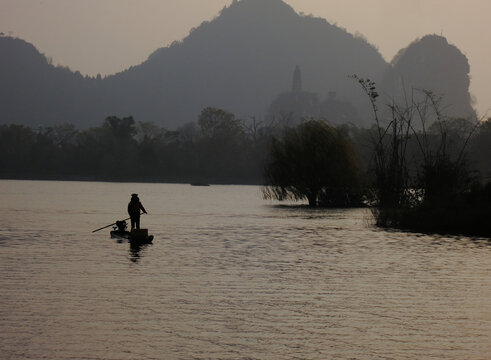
127,194,147,230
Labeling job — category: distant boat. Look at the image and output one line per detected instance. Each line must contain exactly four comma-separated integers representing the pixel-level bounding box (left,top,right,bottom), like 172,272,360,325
190,182,210,186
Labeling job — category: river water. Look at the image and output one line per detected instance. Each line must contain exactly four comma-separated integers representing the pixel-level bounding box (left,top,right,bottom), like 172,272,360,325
0,180,490,359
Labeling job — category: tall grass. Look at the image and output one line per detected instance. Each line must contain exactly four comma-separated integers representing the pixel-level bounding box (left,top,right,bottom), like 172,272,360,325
353,76,489,236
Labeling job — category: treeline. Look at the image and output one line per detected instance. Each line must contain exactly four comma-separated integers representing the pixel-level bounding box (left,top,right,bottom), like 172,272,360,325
1,106,490,188
0,108,270,183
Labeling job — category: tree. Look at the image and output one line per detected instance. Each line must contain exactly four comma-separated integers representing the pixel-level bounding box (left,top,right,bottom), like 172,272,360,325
196,107,251,182
103,116,137,140
94,116,138,178
263,119,360,207
470,118,491,179
0,124,36,175
197,107,244,142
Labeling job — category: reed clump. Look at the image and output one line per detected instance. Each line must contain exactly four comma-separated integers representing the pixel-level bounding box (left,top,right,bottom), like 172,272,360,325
353,75,490,237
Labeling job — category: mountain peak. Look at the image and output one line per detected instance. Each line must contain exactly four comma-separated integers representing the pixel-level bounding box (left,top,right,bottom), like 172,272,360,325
384,34,474,120
224,0,296,13
212,0,298,32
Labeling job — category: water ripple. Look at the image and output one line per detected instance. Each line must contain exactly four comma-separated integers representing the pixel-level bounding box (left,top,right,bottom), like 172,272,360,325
0,181,490,359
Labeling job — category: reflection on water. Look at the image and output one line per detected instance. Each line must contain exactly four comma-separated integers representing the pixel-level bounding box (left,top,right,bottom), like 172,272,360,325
0,180,490,359
128,242,151,263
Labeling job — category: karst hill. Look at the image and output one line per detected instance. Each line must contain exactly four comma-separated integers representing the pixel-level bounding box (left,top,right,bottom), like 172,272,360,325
0,0,474,129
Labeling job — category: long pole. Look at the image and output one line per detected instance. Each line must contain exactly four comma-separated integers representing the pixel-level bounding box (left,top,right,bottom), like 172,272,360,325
92,211,146,233
92,217,131,233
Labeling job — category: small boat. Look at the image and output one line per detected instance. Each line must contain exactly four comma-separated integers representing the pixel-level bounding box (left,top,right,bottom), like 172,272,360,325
190,182,210,186
110,220,154,244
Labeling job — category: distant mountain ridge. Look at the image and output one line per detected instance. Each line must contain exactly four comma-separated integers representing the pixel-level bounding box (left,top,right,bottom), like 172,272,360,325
382,34,475,119
0,0,474,129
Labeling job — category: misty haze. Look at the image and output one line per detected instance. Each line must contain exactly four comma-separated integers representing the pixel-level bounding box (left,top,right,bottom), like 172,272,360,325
0,1,490,359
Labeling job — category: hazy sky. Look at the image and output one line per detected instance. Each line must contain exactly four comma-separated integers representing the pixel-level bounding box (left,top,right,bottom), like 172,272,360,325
1,0,489,116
